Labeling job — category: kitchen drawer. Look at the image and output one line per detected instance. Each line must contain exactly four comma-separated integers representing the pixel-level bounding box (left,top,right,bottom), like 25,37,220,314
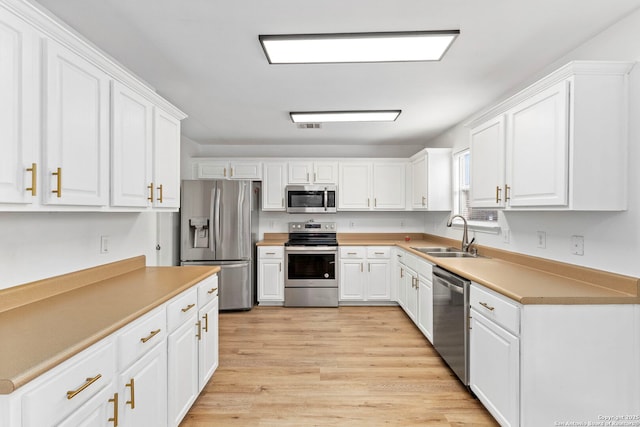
414,257,433,278
117,305,166,370
167,287,198,333
339,247,366,259
197,274,219,307
22,339,116,427
470,284,520,335
366,246,391,259
395,249,406,264
258,246,283,259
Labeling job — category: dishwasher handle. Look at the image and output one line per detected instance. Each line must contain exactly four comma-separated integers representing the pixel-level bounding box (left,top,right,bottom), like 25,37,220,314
433,266,470,289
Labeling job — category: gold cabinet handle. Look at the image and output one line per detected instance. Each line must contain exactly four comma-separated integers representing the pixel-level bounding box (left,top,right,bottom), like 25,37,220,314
504,185,511,202
314,172,317,182
367,198,370,207
495,186,502,203
281,197,284,207
67,374,102,399
203,313,209,332
108,392,119,426
400,267,404,278
374,198,377,207
306,172,309,182
196,320,202,340
207,287,218,294
479,301,495,311
140,329,161,343
181,303,196,313
422,195,426,206
125,378,135,409
360,263,363,272
26,163,37,196
279,262,282,272
347,252,357,255
147,182,154,202
52,167,62,198
157,184,163,203
368,263,371,273
223,167,227,177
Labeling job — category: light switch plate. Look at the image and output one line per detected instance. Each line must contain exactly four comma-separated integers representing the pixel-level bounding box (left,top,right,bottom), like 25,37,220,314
100,235,110,254
571,235,584,255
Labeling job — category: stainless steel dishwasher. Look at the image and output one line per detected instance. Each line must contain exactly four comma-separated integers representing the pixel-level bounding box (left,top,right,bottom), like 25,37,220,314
432,266,471,386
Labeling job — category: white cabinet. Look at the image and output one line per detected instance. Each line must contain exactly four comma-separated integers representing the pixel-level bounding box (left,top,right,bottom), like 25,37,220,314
257,246,284,304
470,61,633,211
43,39,110,206
288,161,337,184
410,148,452,211
0,8,39,205
416,271,434,343
57,385,117,427
111,81,153,208
196,160,262,180
339,247,392,303
262,162,287,211
167,289,199,427
152,108,181,208
197,293,219,391
469,284,520,427
339,162,406,210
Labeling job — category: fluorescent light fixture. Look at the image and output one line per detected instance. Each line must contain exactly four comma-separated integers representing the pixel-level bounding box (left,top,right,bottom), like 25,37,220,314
259,30,459,64
290,110,401,123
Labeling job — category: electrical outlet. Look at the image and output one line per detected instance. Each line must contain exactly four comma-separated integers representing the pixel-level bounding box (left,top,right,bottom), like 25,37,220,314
100,235,110,254
502,228,510,244
571,235,584,256
537,231,546,249
349,221,355,228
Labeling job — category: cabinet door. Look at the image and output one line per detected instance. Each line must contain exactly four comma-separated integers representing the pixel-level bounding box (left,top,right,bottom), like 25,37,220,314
197,161,228,179
396,263,407,309
404,269,418,322
258,259,284,302
111,82,153,207
339,260,365,301
470,116,506,208
507,81,569,207
167,316,199,426
366,261,391,301
0,9,38,204
372,163,406,210
417,276,433,343
338,163,371,210
262,162,286,211
198,297,219,391
313,162,338,184
43,39,109,206
411,156,427,209
229,161,262,180
153,108,181,208
57,385,116,427
470,310,520,427
288,162,313,184
119,342,167,427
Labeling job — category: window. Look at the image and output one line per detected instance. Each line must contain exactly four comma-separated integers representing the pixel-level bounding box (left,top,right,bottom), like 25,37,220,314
453,149,498,227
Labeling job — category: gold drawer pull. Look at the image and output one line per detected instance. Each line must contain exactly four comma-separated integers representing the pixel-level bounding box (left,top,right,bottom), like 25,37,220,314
26,163,37,196
52,167,62,198
125,378,135,409
147,182,154,202
140,329,161,343
207,287,218,294
66,374,102,399
495,186,502,203
181,303,195,313
504,185,511,202
479,301,495,311
109,392,119,426
203,313,209,332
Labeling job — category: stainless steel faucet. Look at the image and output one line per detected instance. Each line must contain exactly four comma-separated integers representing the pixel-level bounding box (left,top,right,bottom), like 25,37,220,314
447,215,475,252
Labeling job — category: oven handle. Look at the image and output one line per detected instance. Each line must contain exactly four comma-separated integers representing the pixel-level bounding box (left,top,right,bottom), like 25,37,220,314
323,188,328,212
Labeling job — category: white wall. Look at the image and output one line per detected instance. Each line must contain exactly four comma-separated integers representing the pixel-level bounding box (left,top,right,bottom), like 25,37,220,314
425,8,640,277
0,212,160,290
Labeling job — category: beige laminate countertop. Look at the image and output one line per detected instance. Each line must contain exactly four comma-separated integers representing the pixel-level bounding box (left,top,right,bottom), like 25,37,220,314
0,257,219,395
258,233,640,305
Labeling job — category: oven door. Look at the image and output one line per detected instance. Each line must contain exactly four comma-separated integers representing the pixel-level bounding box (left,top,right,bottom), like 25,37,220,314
285,247,337,288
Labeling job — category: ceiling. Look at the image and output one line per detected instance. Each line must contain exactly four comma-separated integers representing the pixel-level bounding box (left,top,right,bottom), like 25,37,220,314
34,0,640,148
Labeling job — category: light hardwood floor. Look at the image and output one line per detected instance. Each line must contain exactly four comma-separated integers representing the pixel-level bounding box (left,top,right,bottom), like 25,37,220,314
180,306,498,426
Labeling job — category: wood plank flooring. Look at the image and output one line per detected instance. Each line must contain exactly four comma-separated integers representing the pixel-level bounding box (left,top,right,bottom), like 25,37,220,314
180,306,498,426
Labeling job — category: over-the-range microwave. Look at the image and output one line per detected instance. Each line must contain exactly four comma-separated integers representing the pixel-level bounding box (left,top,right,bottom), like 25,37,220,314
285,185,337,213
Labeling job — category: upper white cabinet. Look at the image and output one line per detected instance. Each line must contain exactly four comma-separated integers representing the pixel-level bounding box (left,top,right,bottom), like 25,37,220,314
0,8,39,205
288,161,337,184
409,148,452,211
152,108,181,208
196,160,262,180
339,161,406,210
43,39,110,206
262,162,287,211
469,61,633,211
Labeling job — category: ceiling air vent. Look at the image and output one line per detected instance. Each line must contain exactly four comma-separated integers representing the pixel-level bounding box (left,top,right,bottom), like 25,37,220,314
297,123,321,129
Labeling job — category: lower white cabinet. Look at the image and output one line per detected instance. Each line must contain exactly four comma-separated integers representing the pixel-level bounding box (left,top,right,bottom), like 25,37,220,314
56,385,117,427
167,313,199,426
198,296,219,391
257,246,284,305
396,249,434,343
416,273,433,343
339,247,392,302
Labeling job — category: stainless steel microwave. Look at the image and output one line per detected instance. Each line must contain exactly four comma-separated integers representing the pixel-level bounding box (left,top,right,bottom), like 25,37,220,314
285,185,337,213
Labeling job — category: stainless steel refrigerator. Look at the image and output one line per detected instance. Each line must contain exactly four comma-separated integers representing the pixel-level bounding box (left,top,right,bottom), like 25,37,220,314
180,180,259,310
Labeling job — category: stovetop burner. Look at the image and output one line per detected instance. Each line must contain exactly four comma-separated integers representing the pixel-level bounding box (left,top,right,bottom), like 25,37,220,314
286,221,338,247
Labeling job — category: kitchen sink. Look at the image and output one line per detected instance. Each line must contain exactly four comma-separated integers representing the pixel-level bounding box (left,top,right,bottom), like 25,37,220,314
427,252,478,258
410,246,461,254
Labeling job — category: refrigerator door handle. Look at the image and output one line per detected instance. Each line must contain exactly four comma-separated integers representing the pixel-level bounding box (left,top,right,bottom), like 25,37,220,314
238,181,247,259
209,187,216,254
214,185,222,252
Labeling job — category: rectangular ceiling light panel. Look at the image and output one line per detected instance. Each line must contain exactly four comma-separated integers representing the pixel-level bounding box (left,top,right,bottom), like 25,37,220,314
260,31,459,64
290,110,401,123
